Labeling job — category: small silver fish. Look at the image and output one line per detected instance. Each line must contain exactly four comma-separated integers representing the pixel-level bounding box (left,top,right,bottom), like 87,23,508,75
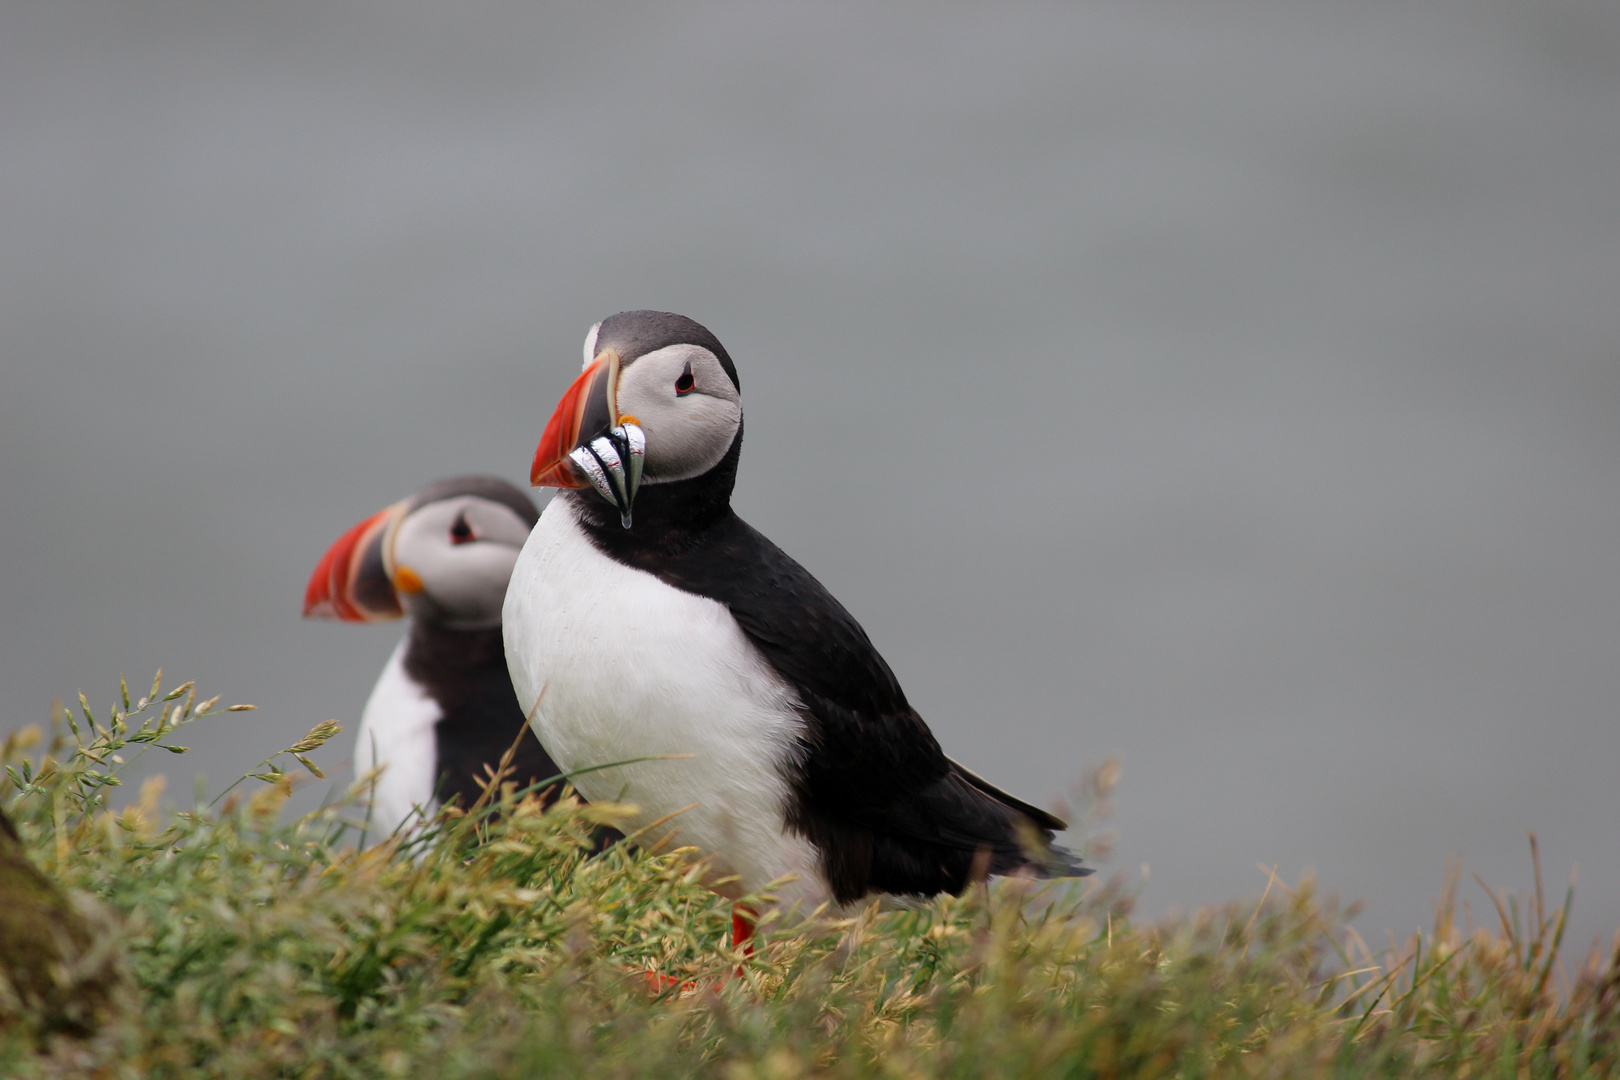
568,422,645,528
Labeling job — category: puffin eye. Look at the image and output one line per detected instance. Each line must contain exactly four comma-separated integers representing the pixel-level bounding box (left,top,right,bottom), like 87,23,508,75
449,513,476,545
674,361,695,396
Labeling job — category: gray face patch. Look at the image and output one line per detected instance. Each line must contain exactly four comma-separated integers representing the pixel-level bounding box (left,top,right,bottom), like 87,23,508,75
393,493,533,628
614,343,742,485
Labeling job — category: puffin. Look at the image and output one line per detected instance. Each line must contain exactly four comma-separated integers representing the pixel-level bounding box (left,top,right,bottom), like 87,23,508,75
304,476,581,839
504,311,1085,941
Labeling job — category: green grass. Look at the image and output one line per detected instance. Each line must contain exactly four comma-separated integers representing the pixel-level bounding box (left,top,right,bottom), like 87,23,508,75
2,672,1617,1078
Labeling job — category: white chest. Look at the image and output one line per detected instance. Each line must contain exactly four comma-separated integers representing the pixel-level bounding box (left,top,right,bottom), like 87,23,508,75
502,498,825,901
354,638,442,840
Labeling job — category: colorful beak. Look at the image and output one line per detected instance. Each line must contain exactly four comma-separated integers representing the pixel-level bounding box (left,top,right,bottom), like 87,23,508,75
531,349,621,488
530,349,646,528
302,501,408,621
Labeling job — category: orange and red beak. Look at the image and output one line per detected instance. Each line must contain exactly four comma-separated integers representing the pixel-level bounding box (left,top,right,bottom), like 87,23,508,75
530,347,647,528
302,501,409,622
530,349,622,488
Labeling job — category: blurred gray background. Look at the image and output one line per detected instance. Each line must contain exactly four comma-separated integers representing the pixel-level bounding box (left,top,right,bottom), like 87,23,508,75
2,2,1617,951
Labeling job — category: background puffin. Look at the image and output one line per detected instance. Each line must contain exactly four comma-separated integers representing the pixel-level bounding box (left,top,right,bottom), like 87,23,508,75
305,476,578,839
505,311,1086,936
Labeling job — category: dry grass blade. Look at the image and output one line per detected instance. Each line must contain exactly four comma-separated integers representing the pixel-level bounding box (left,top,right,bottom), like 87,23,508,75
0,671,1616,1079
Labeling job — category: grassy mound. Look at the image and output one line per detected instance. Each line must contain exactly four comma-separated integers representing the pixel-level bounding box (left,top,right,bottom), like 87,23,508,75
1,674,1616,1078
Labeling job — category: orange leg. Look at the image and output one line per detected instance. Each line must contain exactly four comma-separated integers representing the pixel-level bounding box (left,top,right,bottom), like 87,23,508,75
732,903,758,952
639,971,699,995
637,903,758,996
732,902,757,978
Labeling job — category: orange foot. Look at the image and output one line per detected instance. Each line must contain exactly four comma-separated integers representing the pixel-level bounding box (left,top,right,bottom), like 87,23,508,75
637,903,760,995
638,970,700,995
732,902,756,977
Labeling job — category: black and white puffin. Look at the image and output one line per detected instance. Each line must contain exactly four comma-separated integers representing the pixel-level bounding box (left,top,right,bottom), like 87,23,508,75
504,311,1085,935
304,476,573,838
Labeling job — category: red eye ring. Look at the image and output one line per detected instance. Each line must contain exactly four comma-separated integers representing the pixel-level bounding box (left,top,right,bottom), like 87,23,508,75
674,361,695,396
449,513,476,545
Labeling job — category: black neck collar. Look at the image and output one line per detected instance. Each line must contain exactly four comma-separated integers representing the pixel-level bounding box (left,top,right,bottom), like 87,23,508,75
569,424,743,557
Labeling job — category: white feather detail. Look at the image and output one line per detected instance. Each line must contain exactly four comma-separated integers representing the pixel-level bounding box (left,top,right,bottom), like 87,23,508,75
353,639,442,841
503,496,832,909
581,321,601,369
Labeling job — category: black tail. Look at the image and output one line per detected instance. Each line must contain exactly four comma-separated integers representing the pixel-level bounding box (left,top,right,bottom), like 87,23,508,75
948,760,1092,878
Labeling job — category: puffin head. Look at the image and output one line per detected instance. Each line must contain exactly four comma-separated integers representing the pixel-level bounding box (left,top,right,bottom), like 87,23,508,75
302,476,539,629
530,311,741,527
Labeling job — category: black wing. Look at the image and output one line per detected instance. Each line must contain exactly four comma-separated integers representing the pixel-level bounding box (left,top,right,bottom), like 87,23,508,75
601,510,1084,903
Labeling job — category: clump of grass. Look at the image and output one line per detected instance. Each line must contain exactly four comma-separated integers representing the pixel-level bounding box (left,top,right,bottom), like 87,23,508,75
1,672,1616,1078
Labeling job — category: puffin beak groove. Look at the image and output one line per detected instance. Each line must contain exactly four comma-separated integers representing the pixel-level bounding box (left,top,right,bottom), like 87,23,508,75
531,349,646,528
302,501,409,621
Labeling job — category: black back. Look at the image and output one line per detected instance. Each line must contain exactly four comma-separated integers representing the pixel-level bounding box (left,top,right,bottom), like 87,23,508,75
568,426,1082,902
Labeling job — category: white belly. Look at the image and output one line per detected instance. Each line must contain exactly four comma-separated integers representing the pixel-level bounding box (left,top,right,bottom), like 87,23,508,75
354,638,441,840
503,496,827,906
